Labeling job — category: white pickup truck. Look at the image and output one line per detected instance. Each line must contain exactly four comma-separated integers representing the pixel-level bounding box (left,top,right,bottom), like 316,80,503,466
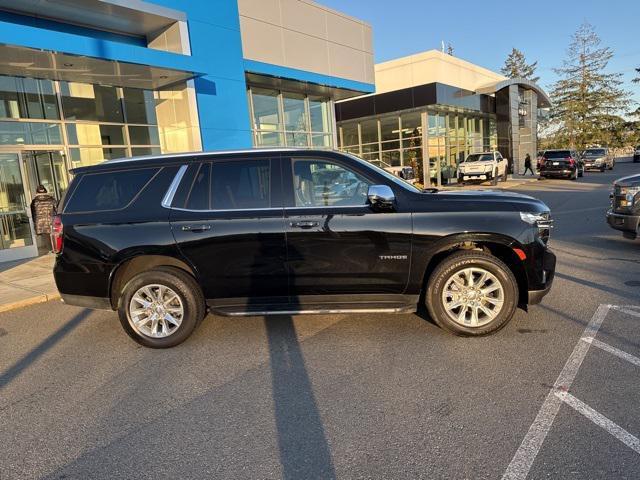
457,151,508,185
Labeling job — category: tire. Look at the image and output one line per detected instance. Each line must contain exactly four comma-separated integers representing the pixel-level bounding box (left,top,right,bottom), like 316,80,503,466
492,170,498,185
600,166,605,173
502,169,508,182
117,267,205,348
578,166,584,177
458,175,465,185
425,251,518,336
609,161,614,170
570,169,578,181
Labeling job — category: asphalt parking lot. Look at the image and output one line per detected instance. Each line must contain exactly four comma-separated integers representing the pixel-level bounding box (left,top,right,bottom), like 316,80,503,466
1,159,639,479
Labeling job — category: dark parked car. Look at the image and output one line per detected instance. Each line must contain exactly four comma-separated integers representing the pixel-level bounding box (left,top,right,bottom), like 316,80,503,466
634,146,640,163
607,173,640,239
52,149,556,348
581,147,614,172
539,149,584,180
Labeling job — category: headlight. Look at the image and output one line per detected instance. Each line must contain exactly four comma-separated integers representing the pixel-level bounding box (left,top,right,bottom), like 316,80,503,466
624,187,640,204
520,211,553,244
595,158,603,164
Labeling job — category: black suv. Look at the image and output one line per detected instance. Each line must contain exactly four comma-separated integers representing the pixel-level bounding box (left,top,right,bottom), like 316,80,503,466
539,149,584,180
53,149,556,348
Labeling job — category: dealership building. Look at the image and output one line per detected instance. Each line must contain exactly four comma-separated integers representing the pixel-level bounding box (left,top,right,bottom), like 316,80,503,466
0,0,374,261
335,50,551,186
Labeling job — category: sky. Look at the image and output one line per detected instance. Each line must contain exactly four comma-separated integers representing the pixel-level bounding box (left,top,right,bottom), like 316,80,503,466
320,0,640,107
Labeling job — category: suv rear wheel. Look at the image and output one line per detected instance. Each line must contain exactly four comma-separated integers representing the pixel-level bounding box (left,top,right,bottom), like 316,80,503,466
117,267,205,348
425,251,518,336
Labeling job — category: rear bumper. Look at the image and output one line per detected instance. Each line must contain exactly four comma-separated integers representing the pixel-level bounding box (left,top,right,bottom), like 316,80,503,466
540,169,573,178
60,293,113,310
607,210,639,237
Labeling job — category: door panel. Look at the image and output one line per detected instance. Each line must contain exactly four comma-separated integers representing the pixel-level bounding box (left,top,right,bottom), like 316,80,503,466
283,157,412,297
169,158,287,302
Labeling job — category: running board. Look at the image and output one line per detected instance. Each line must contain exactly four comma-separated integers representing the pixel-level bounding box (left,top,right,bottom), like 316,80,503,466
215,306,416,317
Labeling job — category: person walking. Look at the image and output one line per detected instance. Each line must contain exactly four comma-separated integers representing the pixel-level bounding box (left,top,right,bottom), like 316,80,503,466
30,185,57,253
524,153,535,176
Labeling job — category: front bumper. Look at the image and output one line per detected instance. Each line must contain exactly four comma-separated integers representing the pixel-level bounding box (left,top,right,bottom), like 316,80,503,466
584,162,604,170
460,171,492,181
607,210,639,237
526,247,556,305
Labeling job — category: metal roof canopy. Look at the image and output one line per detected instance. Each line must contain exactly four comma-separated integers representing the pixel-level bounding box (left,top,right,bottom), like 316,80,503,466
0,0,185,38
246,72,368,101
475,78,552,108
0,44,201,90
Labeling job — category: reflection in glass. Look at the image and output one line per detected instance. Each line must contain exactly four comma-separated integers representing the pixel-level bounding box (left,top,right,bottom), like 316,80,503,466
69,147,127,167
360,119,378,145
309,96,330,133
255,131,283,147
60,82,123,122
131,147,162,156
340,122,359,147
380,115,399,142
129,125,160,145
66,124,125,146
0,76,59,120
283,92,307,131
252,88,281,131
0,122,62,145
0,153,33,249
123,88,158,124
285,132,309,147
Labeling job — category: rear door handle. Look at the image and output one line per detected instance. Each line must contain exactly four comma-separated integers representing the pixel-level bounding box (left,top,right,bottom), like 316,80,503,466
290,221,318,229
181,224,211,232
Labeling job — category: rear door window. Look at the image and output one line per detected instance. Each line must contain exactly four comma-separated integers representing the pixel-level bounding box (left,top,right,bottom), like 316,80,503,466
211,160,271,210
65,168,158,213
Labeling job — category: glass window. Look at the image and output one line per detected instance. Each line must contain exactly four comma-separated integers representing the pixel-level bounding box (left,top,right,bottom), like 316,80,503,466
185,163,210,210
283,92,307,131
60,82,123,122
0,76,59,120
251,88,281,131
131,147,161,156
292,159,370,207
311,134,332,148
211,160,270,210
123,88,158,124
340,122,359,147
360,119,378,145
309,96,330,133
381,150,401,167
65,168,158,213
285,131,309,147
129,125,160,145
66,124,125,146
255,131,284,147
0,121,62,145
69,147,128,167
380,116,399,142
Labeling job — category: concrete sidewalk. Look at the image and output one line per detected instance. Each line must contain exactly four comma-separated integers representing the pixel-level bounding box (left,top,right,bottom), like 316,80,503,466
0,254,59,313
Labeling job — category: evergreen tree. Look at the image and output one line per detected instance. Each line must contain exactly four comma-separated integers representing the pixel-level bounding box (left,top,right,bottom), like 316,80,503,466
549,22,631,150
501,48,540,83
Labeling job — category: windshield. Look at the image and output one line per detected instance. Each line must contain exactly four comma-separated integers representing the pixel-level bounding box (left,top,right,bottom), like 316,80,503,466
544,150,571,159
464,154,494,163
583,149,606,156
344,153,422,192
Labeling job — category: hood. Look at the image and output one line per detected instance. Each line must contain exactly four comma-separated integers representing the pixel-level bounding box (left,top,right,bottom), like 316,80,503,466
424,189,549,213
459,161,493,168
614,173,640,187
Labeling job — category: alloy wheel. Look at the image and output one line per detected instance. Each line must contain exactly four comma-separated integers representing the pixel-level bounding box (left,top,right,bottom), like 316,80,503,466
441,267,504,327
128,284,184,338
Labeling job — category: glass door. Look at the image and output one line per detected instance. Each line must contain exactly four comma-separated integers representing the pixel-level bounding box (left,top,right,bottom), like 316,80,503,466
23,150,69,201
0,153,38,261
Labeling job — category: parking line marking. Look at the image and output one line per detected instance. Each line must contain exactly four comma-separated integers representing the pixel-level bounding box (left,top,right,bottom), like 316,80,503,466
582,337,640,368
612,306,640,318
502,304,611,480
555,391,640,454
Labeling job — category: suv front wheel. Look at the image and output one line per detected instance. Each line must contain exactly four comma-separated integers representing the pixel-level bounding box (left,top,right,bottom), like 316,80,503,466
118,267,205,348
425,251,518,336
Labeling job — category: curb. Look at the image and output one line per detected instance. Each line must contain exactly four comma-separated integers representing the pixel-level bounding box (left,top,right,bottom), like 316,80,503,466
0,292,61,314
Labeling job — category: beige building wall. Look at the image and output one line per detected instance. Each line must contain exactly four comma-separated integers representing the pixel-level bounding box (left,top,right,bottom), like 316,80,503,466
237,0,374,85
374,50,506,94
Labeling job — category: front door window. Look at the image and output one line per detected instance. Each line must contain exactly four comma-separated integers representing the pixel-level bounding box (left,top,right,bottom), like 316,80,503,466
292,159,370,207
0,153,34,251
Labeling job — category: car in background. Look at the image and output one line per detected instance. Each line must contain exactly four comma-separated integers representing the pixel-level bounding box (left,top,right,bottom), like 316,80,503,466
457,151,508,185
385,166,416,184
536,150,545,170
581,148,614,172
539,149,584,180
634,146,640,163
607,173,640,239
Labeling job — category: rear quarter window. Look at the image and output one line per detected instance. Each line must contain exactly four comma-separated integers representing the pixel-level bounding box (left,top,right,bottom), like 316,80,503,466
64,168,159,213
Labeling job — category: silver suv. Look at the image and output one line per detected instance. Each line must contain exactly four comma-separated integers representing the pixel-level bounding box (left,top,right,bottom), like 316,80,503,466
581,148,614,172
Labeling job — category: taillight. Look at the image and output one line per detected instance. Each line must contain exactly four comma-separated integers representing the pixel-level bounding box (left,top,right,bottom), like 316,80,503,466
51,215,63,254
540,157,547,166
566,157,575,166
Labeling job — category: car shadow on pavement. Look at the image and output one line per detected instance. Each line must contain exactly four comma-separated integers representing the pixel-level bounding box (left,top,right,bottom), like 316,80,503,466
0,308,91,390
264,314,336,480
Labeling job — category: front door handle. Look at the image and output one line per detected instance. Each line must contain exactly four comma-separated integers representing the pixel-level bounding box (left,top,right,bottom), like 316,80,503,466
181,224,211,232
290,221,318,229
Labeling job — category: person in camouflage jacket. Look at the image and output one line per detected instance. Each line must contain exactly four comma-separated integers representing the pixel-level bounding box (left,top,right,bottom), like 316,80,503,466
30,185,57,235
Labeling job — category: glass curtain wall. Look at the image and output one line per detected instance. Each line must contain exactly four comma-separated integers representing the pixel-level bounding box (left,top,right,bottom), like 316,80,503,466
338,107,497,186
247,86,333,148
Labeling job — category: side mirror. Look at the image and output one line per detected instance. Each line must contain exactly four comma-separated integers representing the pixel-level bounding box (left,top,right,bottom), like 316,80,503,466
367,185,395,210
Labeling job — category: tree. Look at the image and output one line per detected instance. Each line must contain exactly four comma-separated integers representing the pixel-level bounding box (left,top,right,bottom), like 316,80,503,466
632,67,640,118
549,22,631,150
501,48,540,83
